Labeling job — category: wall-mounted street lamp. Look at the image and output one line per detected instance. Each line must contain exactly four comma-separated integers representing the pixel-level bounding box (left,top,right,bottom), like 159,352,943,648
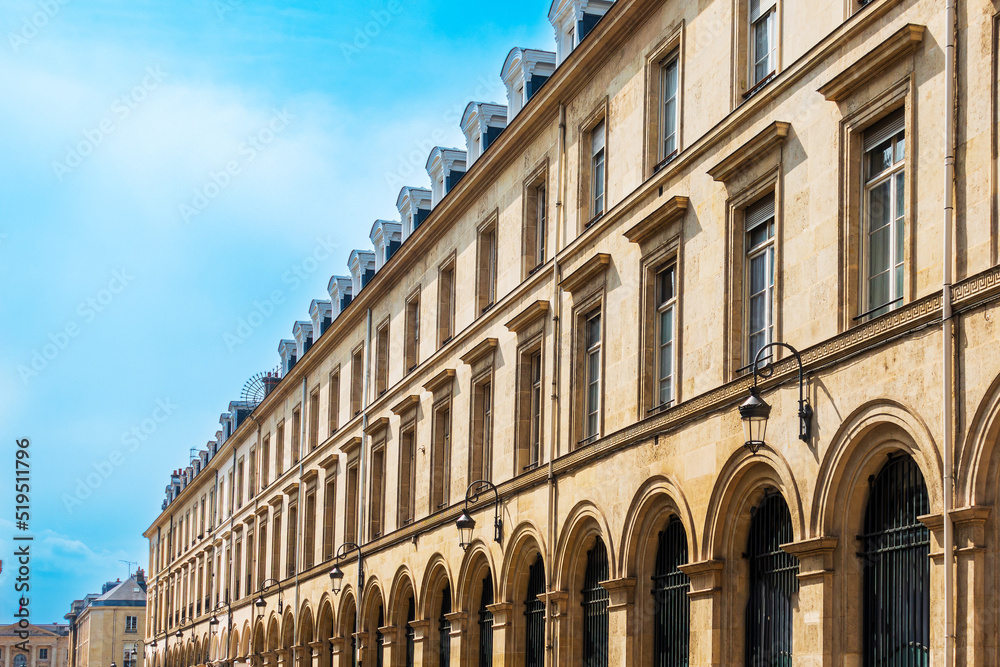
455,479,503,551
329,542,363,667
738,342,812,454
254,579,284,615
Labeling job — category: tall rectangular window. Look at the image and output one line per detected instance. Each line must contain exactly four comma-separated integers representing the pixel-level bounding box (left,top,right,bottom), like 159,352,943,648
345,460,359,545
248,447,256,499
659,52,679,161
591,120,606,220
438,259,456,346
199,496,206,536
431,402,452,511
245,526,254,597
322,473,337,561
303,486,316,569
524,172,548,276
528,350,543,466
656,265,677,407
286,503,298,578
375,321,390,396
745,196,775,365
275,422,285,477
583,309,602,444
470,379,493,483
398,421,417,527
369,441,386,538
863,112,905,318
291,406,301,464
328,369,340,434
351,347,364,417
261,435,270,488
477,222,497,315
405,296,420,372
309,388,320,451
236,458,245,509
257,520,267,589
233,537,242,599
271,511,281,580
750,0,776,86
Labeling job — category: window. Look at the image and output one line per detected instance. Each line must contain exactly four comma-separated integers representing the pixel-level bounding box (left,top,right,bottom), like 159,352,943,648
438,258,456,345
523,167,548,275
470,378,493,483
655,265,677,408
398,420,417,527
863,112,905,318
745,493,798,665
329,369,340,434
40,649,51,662
652,518,690,667
270,511,281,580
405,295,420,372
291,406,301,464
322,471,337,561
126,615,138,632
524,555,546,667
303,485,316,569
286,503,298,578
590,120,606,221
261,435,270,488
233,536,242,599
351,346,365,416
369,440,386,539
248,447,256,499
438,587,452,667
235,458,245,509
861,455,929,664
581,538,609,667
744,196,775,366
749,0,776,87
477,573,494,667
199,496,206,535
14,655,27,667
525,350,544,469
245,525,254,596
659,52,680,163
123,645,136,667
375,320,390,396
406,596,416,667
257,519,267,589
581,309,603,445
431,400,452,511
477,220,498,315
309,387,320,451
275,421,285,477
345,459,359,545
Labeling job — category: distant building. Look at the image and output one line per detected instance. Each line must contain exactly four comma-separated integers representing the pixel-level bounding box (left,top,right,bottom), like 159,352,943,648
65,573,147,667
0,623,69,667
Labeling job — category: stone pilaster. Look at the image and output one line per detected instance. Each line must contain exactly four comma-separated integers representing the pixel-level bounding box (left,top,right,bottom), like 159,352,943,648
273,649,289,667
376,626,399,667
261,650,277,667
600,577,636,667
950,506,991,667
485,602,514,667
444,611,468,666
678,560,724,667
781,536,838,667
307,642,325,667
293,646,310,667
327,639,348,667
539,591,568,667
407,620,431,667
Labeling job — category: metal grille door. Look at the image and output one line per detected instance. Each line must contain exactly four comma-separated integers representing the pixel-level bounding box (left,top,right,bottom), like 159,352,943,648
524,555,546,667
375,605,385,667
582,538,610,667
438,587,452,667
478,573,494,667
652,517,690,667
405,596,415,667
860,455,930,667
744,493,799,667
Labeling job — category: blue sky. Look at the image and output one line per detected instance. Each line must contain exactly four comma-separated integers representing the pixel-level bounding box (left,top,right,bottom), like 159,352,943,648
0,0,552,623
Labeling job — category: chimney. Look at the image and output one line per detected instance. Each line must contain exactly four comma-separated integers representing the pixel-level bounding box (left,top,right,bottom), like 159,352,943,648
461,102,508,163
425,147,467,206
395,186,432,239
135,568,147,592
500,49,555,120
369,220,402,270
348,250,377,296
263,372,281,396
328,276,353,316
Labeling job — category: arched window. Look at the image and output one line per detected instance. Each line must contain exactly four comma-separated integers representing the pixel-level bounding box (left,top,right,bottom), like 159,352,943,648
582,537,609,667
524,555,546,667
405,595,415,667
860,454,930,665
438,586,452,667
478,572,494,667
375,604,385,667
652,516,690,667
745,492,799,666
348,607,358,667
14,654,27,667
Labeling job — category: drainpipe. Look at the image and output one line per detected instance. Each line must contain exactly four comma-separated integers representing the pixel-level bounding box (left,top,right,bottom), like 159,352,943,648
545,102,567,667
295,375,308,651
356,307,373,666
942,0,956,664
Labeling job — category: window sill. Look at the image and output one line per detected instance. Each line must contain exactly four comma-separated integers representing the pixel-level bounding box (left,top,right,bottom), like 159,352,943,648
743,72,776,101
652,150,679,174
585,212,604,229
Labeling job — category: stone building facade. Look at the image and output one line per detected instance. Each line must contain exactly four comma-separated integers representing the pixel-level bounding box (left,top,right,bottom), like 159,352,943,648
143,0,1000,665
0,625,69,667
65,574,148,667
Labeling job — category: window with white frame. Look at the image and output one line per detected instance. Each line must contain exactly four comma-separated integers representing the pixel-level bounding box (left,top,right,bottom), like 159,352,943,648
583,309,602,443
750,0,777,87
126,614,138,632
590,120,606,220
745,196,775,366
528,350,543,466
123,645,136,667
863,111,905,318
660,52,679,161
39,649,50,661
656,264,677,407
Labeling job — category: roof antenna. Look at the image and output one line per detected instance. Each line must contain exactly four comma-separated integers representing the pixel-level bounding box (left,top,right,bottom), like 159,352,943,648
120,560,137,579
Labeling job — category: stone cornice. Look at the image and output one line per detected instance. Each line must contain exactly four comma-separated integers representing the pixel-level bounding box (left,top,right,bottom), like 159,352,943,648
818,24,925,101
391,394,420,415
623,195,689,244
707,121,790,182
505,300,550,334
559,253,611,293
460,338,498,365
423,368,456,394
364,416,390,436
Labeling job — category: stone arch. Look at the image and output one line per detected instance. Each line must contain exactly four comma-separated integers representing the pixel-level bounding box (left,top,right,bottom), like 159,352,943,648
498,520,546,602
209,635,218,662
618,475,697,578
417,553,453,620
297,602,314,646
201,633,210,665
239,621,251,659
812,399,943,536
186,641,195,667
280,607,295,649
387,565,418,628
336,589,358,641
703,445,804,560
957,372,1000,506
265,613,281,652
456,540,498,665
316,594,336,643
251,619,265,657
360,578,386,666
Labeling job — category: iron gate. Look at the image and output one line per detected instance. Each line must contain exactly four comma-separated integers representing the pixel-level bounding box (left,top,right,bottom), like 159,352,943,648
478,573,494,667
652,517,690,667
581,538,609,667
524,555,546,667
